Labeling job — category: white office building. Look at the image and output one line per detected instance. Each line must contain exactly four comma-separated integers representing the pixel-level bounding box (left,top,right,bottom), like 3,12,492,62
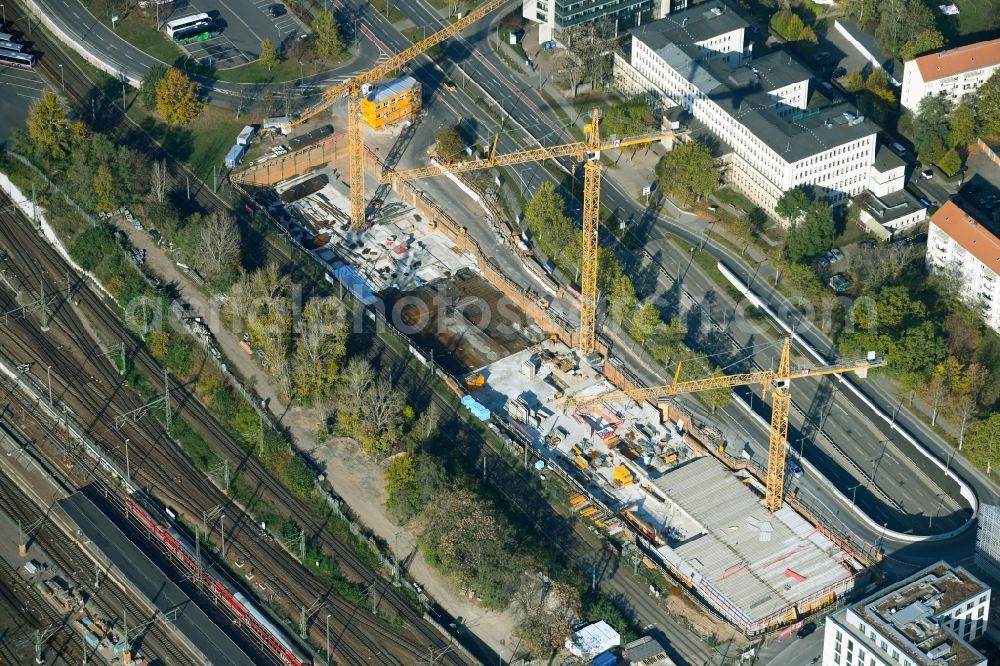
614,1,886,224
522,0,670,45
822,562,990,666
900,38,1000,113
927,200,1000,333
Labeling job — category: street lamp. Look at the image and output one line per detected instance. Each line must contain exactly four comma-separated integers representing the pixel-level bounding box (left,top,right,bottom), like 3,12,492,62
299,60,303,84
111,14,119,31
1,5,6,27
325,614,331,664
59,64,64,91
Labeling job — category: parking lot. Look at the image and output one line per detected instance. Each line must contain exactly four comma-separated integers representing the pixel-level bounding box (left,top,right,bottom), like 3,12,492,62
168,0,308,69
0,66,47,144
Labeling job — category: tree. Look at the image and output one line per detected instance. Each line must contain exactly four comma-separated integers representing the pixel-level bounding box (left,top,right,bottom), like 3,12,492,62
515,580,581,659
648,318,686,366
26,91,86,160
979,70,1000,136
700,368,733,414
312,10,345,61
950,363,990,449
602,96,655,144
93,165,115,212
770,9,817,42
196,212,241,284
938,148,962,177
786,202,835,263
630,302,662,344
775,188,811,224
851,285,926,331
923,360,956,426
140,64,168,112
899,29,945,61
656,141,717,206
552,48,584,96
384,451,445,522
865,68,896,104
150,159,169,204
155,68,204,125
563,22,615,90
889,321,945,380
292,296,348,401
874,0,936,58
524,182,581,269
963,413,999,471
434,125,465,161
258,38,279,70
913,96,952,159
844,69,866,92
607,273,638,324
948,100,978,148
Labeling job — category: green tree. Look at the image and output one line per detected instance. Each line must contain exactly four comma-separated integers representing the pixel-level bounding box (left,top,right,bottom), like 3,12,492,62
656,141,717,206
979,70,1000,136
524,182,581,269
700,368,733,414
948,100,978,148
963,413,999,471
602,96,654,143
851,285,926,330
607,273,638,324
844,69,865,92
140,64,168,111
770,9,817,42
259,38,279,70
312,10,345,61
648,319,686,366
874,0,936,58
889,321,945,379
434,125,465,161
630,302,662,344
775,188,811,224
155,68,204,125
26,91,87,160
899,29,945,61
384,452,446,522
938,148,963,177
913,96,952,158
919,137,947,166
865,68,896,104
786,202,834,263
93,165,115,212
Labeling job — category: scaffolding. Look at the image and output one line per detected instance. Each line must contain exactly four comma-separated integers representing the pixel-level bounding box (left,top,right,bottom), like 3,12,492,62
975,504,1000,583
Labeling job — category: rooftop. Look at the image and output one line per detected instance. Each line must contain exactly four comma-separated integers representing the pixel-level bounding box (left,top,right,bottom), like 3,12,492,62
366,75,418,103
631,1,748,48
915,38,1000,82
624,636,674,665
634,28,879,163
873,144,906,173
835,18,895,72
930,199,1000,274
863,189,926,223
850,562,989,666
652,457,859,626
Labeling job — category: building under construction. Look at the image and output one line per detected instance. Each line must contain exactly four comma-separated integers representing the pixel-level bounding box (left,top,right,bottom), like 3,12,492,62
467,341,864,635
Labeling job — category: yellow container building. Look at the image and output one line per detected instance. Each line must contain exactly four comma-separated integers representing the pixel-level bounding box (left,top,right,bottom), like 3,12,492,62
361,76,421,130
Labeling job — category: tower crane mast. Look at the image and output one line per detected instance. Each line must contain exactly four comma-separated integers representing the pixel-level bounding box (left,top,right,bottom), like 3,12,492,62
560,338,886,511
290,0,512,230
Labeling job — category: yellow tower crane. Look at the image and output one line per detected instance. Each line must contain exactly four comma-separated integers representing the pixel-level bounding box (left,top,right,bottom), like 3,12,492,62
289,0,512,230
560,338,886,511
380,111,684,353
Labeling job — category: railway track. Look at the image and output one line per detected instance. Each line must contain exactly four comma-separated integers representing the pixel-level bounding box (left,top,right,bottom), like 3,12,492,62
0,470,194,666
0,190,470,664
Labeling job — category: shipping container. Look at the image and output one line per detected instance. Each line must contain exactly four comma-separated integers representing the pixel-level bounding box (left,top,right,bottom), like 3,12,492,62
236,125,256,146
224,143,246,168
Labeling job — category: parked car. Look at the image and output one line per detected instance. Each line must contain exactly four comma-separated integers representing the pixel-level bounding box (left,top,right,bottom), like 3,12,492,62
441,79,457,92
788,459,804,479
921,169,934,180
268,4,287,17
828,248,844,263
831,66,847,78
797,622,817,638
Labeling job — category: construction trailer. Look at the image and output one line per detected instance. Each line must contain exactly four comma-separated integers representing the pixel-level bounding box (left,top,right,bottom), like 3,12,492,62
361,76,422,130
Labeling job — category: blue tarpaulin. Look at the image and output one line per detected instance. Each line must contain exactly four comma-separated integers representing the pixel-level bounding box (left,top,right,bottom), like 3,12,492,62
461,395,491,421
329,266,378,305
590,651,617,666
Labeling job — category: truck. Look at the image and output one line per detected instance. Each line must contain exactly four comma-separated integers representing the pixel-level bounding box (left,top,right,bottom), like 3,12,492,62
236,124,257,146
224,143,246,168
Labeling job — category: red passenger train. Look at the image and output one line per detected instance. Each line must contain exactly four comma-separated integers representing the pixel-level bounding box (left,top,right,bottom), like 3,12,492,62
124,496,312,666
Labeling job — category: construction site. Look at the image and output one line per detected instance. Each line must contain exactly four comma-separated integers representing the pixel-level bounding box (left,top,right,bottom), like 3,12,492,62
228,0,887,640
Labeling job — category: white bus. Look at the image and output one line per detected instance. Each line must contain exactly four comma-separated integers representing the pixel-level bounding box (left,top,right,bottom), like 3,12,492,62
165,13,215,42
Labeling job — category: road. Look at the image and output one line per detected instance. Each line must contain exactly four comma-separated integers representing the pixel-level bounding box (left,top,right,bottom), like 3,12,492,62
339,0,980,542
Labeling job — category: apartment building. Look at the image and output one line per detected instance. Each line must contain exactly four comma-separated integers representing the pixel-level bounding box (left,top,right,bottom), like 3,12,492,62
615,1,883,223
900,38,1000,113
926,200,1000,332
360,76,421,130
822,562,990,666
522,0,670,45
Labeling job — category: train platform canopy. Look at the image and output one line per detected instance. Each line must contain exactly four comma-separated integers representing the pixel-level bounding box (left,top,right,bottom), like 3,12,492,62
58,492,257,666
650,457,860,630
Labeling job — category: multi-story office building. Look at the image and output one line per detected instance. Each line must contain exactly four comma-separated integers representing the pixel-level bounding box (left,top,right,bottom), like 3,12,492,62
926,200,1000,332
821,562,990,666
900,38,1000,113
614,1,885,223
522,0,671,45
